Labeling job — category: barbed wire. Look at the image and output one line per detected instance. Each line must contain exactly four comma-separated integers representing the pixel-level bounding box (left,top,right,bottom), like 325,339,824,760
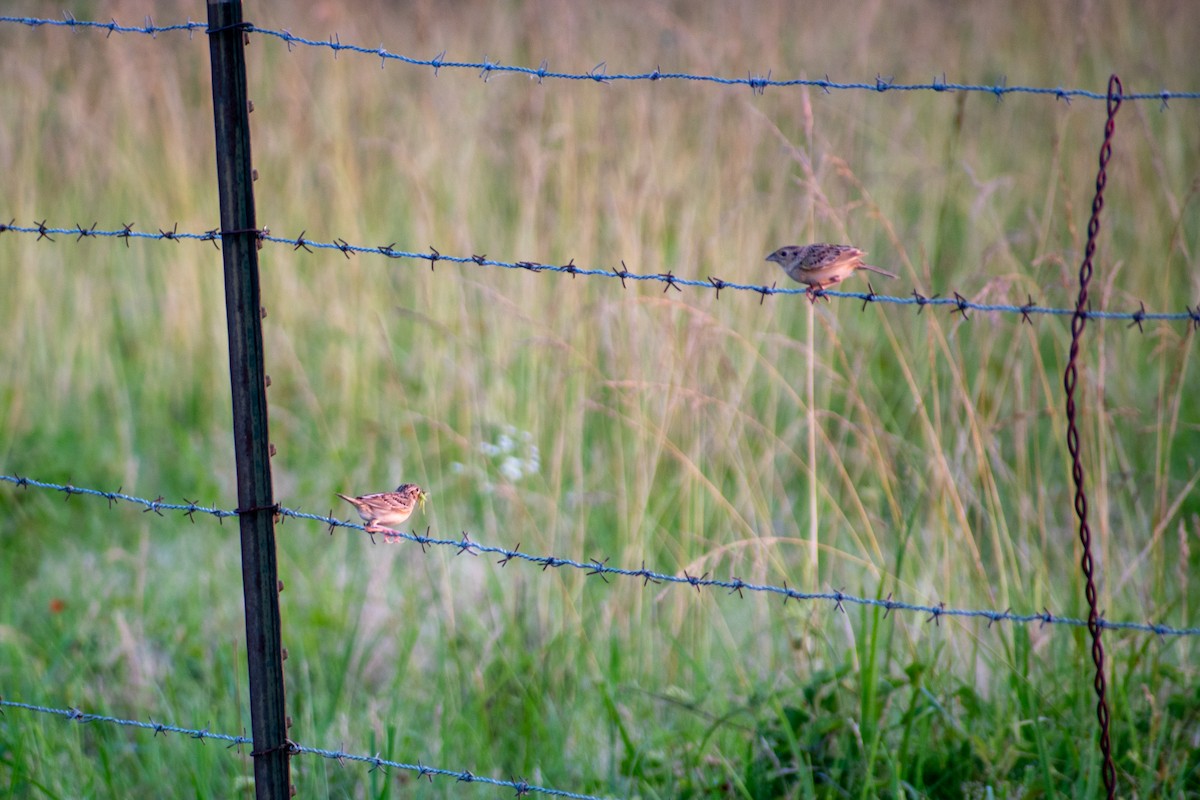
5,474,1197,639
0,14,205,38
3,222,1197,326
2,15,1198,105
0,474,239,521
0,699,602,799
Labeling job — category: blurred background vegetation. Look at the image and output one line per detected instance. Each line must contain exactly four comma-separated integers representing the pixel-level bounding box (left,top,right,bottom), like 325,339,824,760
2,1,1198,796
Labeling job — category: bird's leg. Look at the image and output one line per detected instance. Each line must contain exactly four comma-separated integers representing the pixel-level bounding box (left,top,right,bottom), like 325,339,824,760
376,524,404,543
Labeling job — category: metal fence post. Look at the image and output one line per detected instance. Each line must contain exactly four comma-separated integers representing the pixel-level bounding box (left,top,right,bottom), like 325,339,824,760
206,2,290,797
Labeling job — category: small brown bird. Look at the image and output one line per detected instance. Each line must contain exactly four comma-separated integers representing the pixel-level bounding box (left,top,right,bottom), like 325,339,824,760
337,484,427,535
766,244,897,299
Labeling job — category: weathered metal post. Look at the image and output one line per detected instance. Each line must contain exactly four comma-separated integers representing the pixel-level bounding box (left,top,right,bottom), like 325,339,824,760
206,2,290,797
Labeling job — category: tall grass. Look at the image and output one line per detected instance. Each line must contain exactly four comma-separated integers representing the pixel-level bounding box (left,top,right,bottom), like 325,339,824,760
2,1,1199,796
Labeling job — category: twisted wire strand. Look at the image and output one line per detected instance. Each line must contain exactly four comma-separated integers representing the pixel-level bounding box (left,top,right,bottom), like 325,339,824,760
3,223,1197,325
2,15,1196,105
1064,72,1122,799
5,475,1197,638
0,700,601,799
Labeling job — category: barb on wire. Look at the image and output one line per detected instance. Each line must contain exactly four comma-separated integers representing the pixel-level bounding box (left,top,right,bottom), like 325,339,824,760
1063,72,1121,800
6,223,1198,326
6,474,1199,639
0,699,249,745
1,475,237,521
0,15,205,37
3,16,1200,104
0,700,602,800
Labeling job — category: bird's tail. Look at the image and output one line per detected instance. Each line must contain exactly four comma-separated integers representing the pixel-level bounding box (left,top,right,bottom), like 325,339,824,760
860,264,898,279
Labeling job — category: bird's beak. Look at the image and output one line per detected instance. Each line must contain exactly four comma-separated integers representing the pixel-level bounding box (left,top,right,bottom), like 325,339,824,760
764,253,776,263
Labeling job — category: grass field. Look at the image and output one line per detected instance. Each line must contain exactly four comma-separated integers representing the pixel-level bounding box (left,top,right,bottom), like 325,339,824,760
2,1,1199,797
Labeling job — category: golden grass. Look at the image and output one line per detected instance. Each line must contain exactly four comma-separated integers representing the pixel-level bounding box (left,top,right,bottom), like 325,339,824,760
2,0,1199,794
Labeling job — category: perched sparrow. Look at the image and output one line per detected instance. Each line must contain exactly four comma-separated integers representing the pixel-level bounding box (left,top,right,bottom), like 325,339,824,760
766,244,897,298
337,484,427,535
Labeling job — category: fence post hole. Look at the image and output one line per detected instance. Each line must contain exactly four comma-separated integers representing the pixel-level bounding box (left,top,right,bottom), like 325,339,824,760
206,2,291,798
